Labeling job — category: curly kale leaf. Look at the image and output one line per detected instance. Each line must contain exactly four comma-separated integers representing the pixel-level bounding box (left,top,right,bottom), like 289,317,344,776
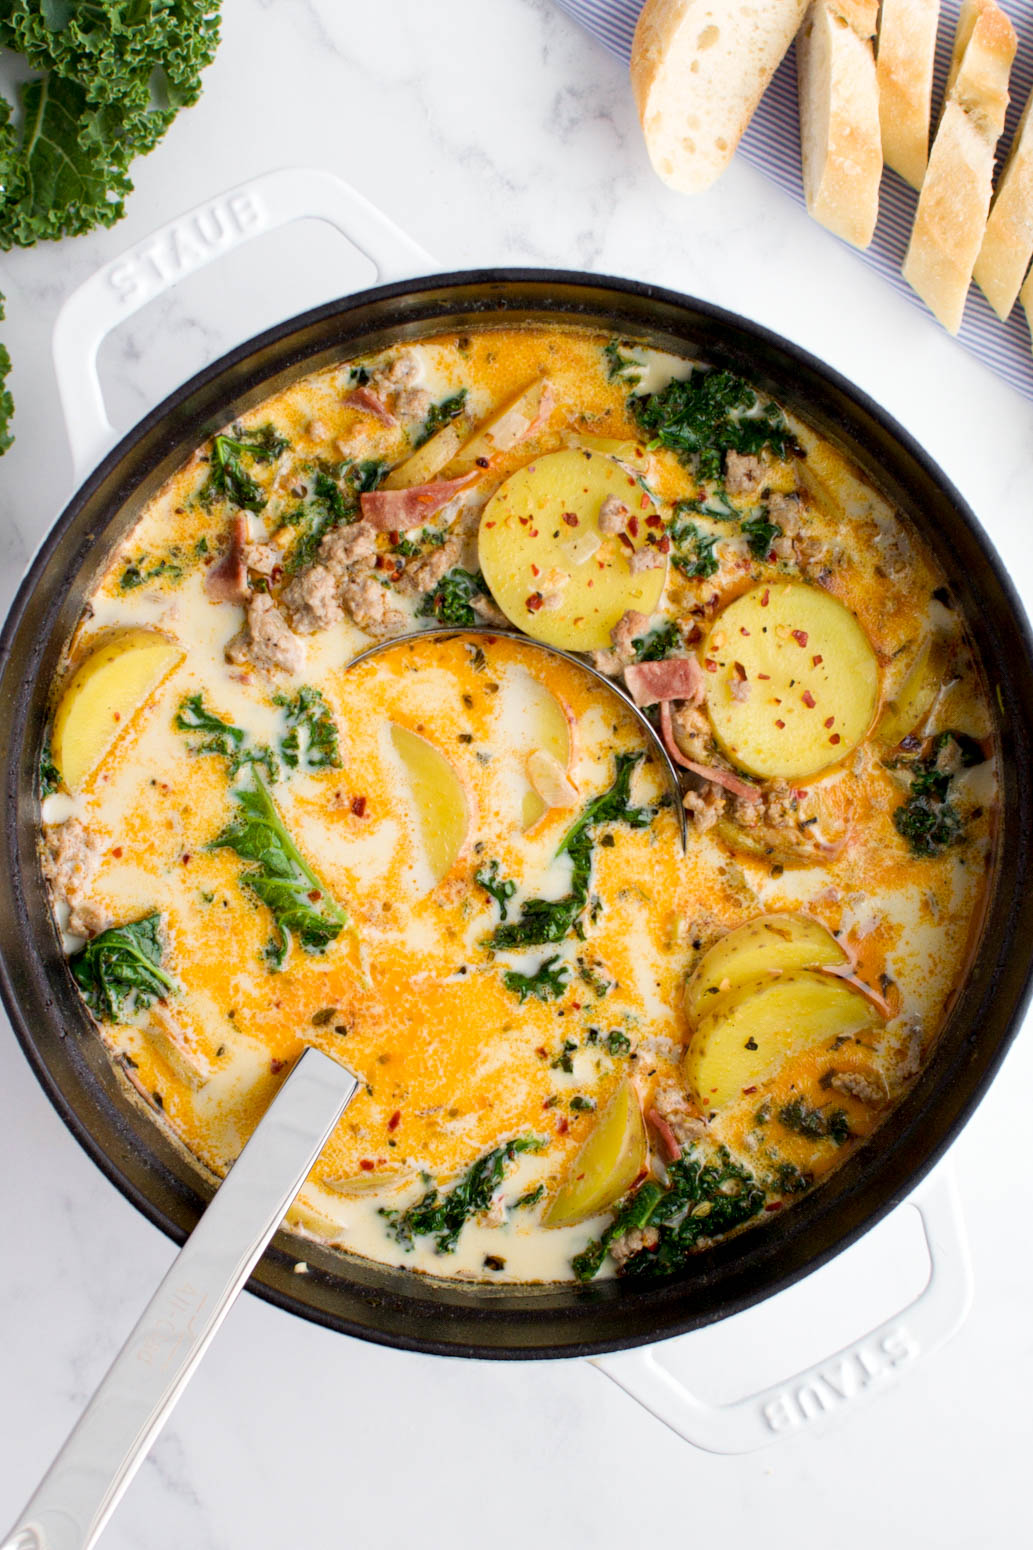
381,1135,544,1254
668,513,720,580
175,693,278,781
417,567,485,627
628,369,792,483
778,1098,851,1145
890,733,981,858
70,911,175,1023
475,859,516,920
741,509,783,559
0,2,221,250
631,619,681,661
573,1147,766,1281
603,339,643,385
413,389,467,449
487,753,651,951
39,742,61,797
284,460,386,575
199,423,290,512
209,772,347,965
0,293,12,453
275,686,342,772
503,954,569,1003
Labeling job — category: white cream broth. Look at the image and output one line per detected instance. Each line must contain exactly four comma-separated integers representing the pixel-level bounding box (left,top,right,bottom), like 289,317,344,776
40,326,997,1286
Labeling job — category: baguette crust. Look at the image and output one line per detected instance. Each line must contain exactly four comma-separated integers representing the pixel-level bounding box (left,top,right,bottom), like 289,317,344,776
797,2,882,249
903,0,1016,333
974,89,1033,319
631,0,809,193
876,0,940,189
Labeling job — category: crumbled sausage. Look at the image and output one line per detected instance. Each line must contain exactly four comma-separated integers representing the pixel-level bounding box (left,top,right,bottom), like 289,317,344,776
42,820,108,937
393,537,462,598
472,591,509,627
651,1081,707,1146
669,702,712,762
898,1018,924,1079
610,607,651,664
281,563,344,633
598,493,629,535
241,541,281,577
683,783,726,832
629,544,665,573
828,1070,887,1106
587,648,623,677
609,1225,660,1267
724,451,767,495
226,593,304,675
343,574,407,638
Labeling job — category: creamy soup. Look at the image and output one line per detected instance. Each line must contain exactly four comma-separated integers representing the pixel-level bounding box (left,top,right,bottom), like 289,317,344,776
39,327,997,1284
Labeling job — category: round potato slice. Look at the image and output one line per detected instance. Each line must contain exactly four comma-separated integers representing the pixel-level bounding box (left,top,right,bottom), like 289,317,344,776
684,970,880,1111
478,449,666,650
703,582,879,779
390,723,469,886
544,1077,646,1227
685,913,849,1027
52,627,184,793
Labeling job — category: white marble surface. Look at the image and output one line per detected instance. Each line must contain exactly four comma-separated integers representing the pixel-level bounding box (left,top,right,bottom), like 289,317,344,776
1,1,1032,1545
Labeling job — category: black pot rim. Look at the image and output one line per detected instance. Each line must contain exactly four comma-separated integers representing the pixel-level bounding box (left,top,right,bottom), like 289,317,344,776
3,266,1031,1361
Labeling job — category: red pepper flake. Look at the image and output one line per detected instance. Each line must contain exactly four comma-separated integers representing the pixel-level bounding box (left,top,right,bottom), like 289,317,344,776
530,563,540,577
359,1158,375,1172
824,716,835,729
485,521,496,529
739,626,751,637
704,658,718,673
640,493,650,509
801,689,816,708
645,513,662,528
733,661,747,681
113,711,121,722
475,456,490,468
829,732,842,745
742,1085,758,1095
111,846,123,859
627,515,639,537
351,794,367,817
557,1117,569,1135
657,535,671,554
388,1110,401,1132
812,653,823,666
535,1046,548,1060
757,672,771,680
181,852,191,865
760,589,770,607
562,511,579,527
627,476,636,487
775,718,786,729
791,629,809,647
687,623,702,644
307,890,322,902
526,592,544,613
530,529,539,538
518,516,530,526
765,1200,784,1213
270,1057,286,1074
618,531,635,552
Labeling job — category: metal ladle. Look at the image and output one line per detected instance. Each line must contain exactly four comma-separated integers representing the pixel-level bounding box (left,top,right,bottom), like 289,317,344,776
346,625,688,848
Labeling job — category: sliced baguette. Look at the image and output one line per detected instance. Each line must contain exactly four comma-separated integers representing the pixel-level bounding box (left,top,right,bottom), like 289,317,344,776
631,0,809,193
1021,263,1033,343
974,87,1033,318
903,0,1017,333
797,2,883,248
876,0,940,189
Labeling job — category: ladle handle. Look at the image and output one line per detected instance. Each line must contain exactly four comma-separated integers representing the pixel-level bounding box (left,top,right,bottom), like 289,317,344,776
3,1047,358,1550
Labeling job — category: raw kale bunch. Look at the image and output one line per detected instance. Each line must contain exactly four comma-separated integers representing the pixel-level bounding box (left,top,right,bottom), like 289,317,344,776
0,1,223,450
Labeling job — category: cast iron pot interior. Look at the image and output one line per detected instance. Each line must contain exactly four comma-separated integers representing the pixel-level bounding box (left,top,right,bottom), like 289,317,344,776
2,272,1032,1359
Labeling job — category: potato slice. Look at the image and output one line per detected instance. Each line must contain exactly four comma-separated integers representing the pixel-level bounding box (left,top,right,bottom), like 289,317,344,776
877,636,938,745
714,816,833,869
52,628,184,792
478,449,666,650
685,913,849,1027
544,1077,646,1227
322,1168,413,1197
684,970,880,1111
516,672,575,830
449,377,552,470
703,582,878,779
382,422,465,490
390,722,469,885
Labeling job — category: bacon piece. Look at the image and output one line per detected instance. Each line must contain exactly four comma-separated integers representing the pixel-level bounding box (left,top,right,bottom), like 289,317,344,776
659,701,762,803
343,385,397,426
204,513,249,605
359,472,481,531
624,656,705,708
647,1107,682,1164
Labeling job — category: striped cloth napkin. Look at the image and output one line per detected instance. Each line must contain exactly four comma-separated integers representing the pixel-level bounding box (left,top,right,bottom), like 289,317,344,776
555,0,1033,402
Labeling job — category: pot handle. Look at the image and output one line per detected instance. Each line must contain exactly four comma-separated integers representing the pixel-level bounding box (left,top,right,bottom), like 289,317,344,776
51,166,432,482
591,1164,971,1454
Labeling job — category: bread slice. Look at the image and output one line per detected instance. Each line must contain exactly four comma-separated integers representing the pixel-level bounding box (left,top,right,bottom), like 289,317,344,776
974,87,1033,318
903,0,1017,333
631,0,809,193
876,0,940,189
797,2,883,248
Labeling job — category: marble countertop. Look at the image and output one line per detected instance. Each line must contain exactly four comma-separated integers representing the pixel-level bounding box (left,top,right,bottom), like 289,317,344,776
1,2,1031,1546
